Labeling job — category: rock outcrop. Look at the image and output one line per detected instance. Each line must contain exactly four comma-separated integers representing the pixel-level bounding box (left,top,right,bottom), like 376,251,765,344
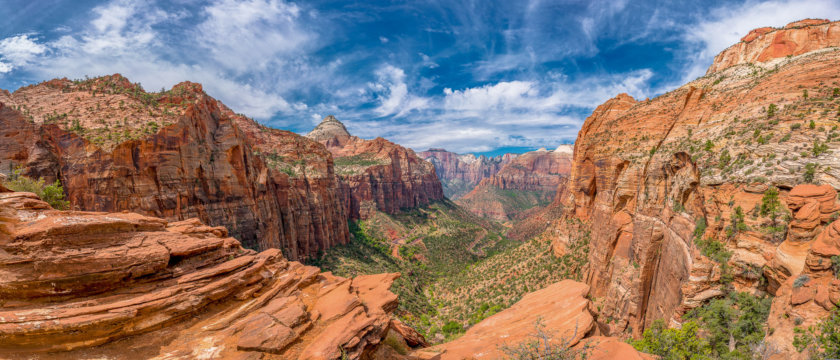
457,146,573,221
306,116,444,219
708,19,840,74
412,280,650,360
419,149,516,199
542,19,840,345
0,76,348,260
0,190,401,359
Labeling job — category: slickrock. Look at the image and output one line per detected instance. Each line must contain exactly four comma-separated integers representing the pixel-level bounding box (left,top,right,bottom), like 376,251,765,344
0,191,401,359
306,116,444,219
456,146,573,221
412,280,648,360
0,76,348,260
542,18,840,342
707,19,840,74
419,149,516,199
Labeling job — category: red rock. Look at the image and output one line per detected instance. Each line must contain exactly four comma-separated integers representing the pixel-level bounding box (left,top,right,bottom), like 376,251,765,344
456,146,573,220
390,318,429,348
307,116,444,219
708,20,840,74
0,191,402,359
412,280,594,360
577,336,655,360
0,77,349,260
419,148,516,199
790,284,815,305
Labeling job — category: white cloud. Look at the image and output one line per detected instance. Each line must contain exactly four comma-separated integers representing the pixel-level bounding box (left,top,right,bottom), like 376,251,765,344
0,34,47,73
371,65,430,117
196,0,311,73
677,0,840,84
379,36,389,43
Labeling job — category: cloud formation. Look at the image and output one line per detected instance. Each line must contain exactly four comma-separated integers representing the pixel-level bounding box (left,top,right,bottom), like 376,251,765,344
0,0,838,154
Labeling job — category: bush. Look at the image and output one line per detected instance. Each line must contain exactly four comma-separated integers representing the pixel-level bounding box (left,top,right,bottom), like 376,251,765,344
442,320,463,335
793,274,810,289
767,103,778,117
501,320,589,360
684,292,772,359
791,123,802,130
631,319,710,360
794,307,840,358
804,163,818,184
3,169,70,210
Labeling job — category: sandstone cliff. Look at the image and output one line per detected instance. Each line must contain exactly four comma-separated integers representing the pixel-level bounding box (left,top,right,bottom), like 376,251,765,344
419,148,516,199
306,116,444,219
457,146,573,221
0,190,403,359
708,19,840,74
543,19,840,356
412,280,651,360
0,76,348,260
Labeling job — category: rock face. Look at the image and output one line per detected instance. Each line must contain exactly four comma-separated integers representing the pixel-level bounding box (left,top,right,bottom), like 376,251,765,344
456,146,573,221
419,148,516,199
544,19,840,345
412,280,650,360
0,77,348,260
306,116,444,219
0,190,400,359
708,19,840,74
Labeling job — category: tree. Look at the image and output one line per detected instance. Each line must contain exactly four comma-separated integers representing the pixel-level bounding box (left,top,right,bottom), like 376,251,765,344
804,163,818,184
767,103,778,117
631,319,711,360
760,187,782,226
794,307,840,359
2,168,70,210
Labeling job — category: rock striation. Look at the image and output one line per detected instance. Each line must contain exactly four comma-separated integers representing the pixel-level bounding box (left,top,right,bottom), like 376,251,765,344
0,76,348,260
456,146,573,221
419,149,516,199
412,280,650,360
708,19,840,74
306,116,444,219
0,190,401,359
539,19,840,350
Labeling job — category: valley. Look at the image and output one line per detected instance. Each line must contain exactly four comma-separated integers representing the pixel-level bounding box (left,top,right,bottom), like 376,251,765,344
1,15,840,360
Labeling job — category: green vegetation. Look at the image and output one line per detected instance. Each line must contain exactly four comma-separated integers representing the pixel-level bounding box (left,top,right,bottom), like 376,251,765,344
310,201,591,344
632,292,771,360
811,140,830,157
804,163,818,183
631,320,710,360
501,319,591,360
767,103,778,117
333,153,390,175
2,168,70,210
760,186,788,242
794,307,840,359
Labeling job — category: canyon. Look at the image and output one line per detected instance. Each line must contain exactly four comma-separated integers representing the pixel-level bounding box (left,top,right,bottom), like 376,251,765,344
2,16,840,360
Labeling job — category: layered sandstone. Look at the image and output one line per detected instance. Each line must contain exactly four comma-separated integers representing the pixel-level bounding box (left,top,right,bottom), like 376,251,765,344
0,76,348,260
545,20,840,343
457,146,573,221
412,280,650,360
419,149,516,199
708,19,840,74
306,116,444,219
0,190,400,359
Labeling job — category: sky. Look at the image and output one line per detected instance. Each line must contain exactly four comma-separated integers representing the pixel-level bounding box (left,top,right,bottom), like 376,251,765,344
0,1,838,156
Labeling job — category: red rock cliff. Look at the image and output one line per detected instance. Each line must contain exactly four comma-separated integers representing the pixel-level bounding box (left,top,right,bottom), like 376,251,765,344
0,76,348,260
546,19,840,349
307,115,444,219
0,190,401,359
456,146,573,221
707,19,840,74
419,148,516,199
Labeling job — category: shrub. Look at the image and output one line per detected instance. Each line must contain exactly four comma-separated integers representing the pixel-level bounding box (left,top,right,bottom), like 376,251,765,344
2,169,70,210
834,88,840,98
501,320,589,360
791,123,802,130
631,319,710,359
812,140,829,157
442,320,463,335
810,120,816,129
767,103,778,117
794,307,840,358
684,292,772,359
804,163,818,183
704,140,714,152
793,274,810,289
803,89,809,99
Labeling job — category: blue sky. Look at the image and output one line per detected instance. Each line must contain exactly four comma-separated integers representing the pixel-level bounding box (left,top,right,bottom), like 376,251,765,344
0,0,838,155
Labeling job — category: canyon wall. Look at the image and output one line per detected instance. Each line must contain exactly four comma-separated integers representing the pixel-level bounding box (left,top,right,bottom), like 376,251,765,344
547,20,840,356
0,76,348,260
457,146,573,221
0,189,405,359
307,116,444,219
419,148,516,199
